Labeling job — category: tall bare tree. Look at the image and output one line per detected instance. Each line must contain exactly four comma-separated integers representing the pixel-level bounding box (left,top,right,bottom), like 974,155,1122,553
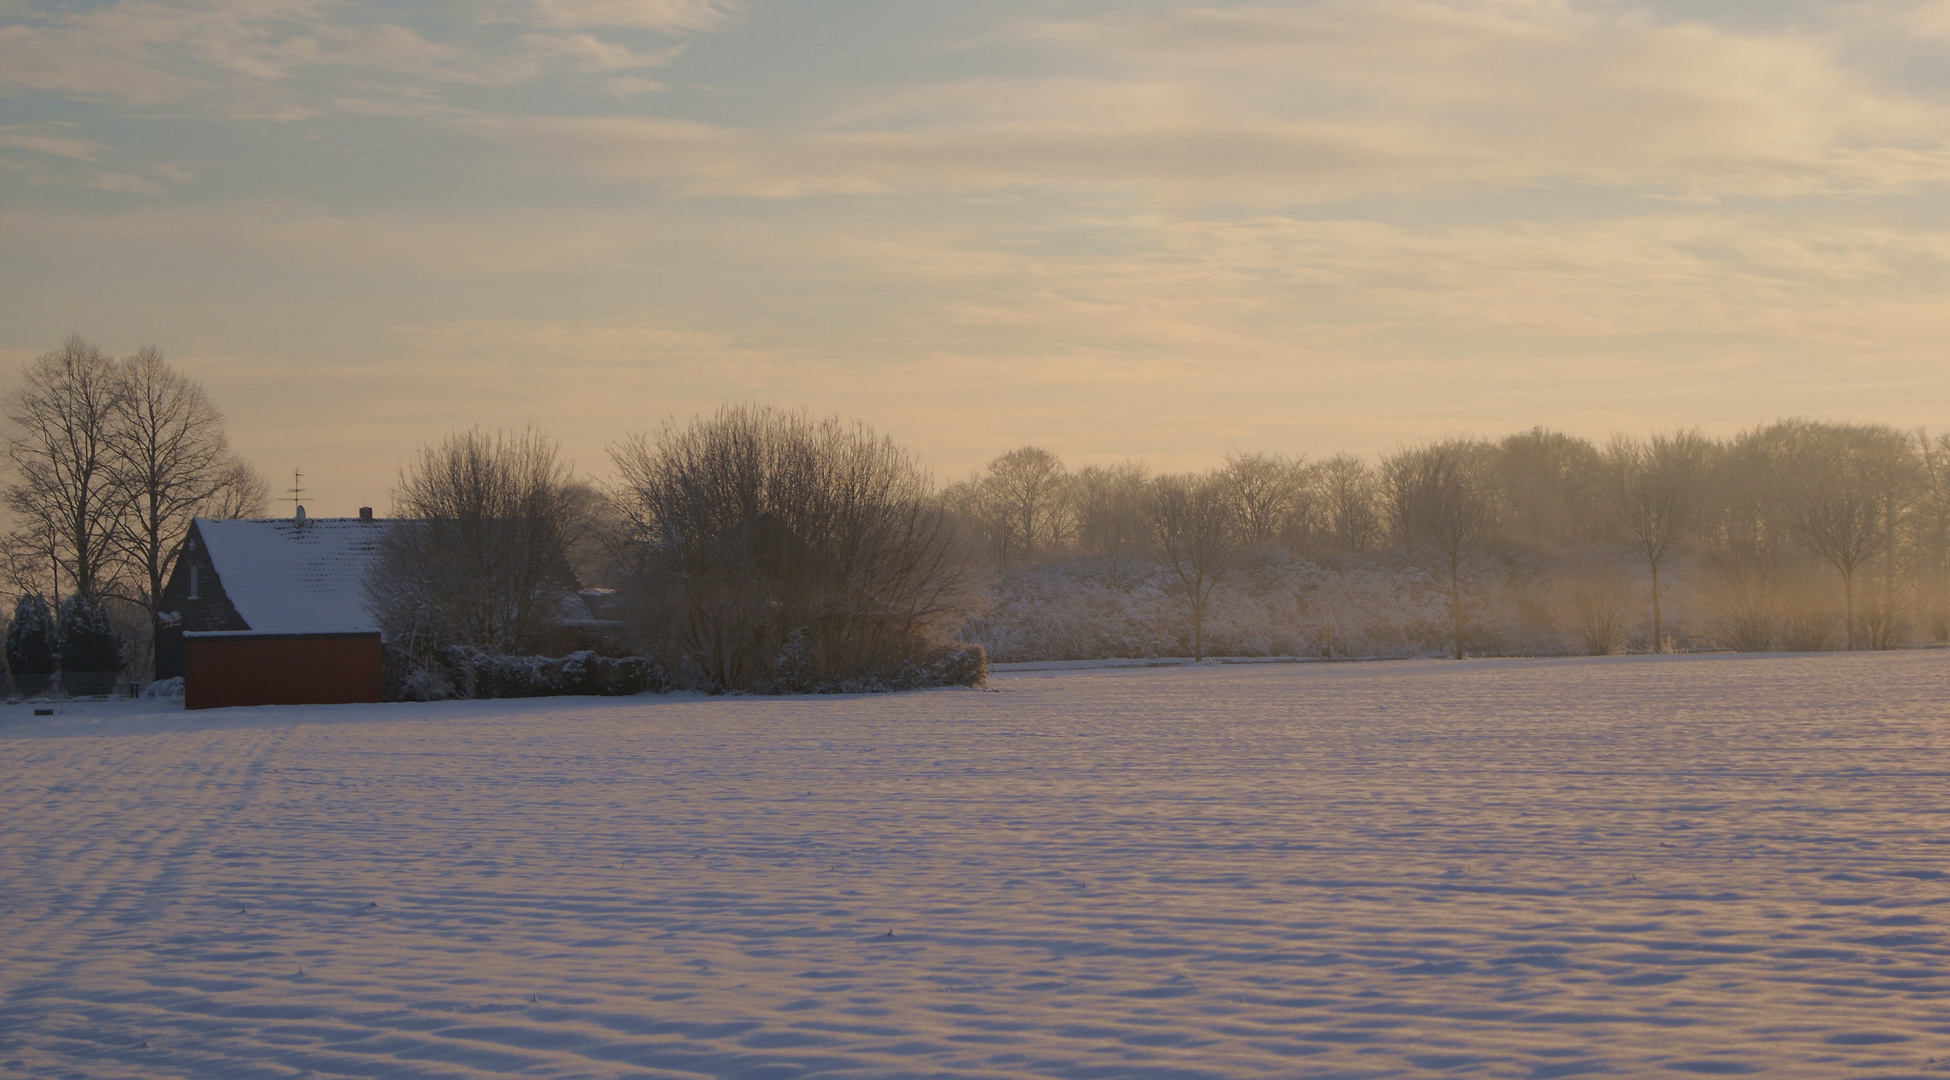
611,405,973,692
1496,428,1605,553
1915,431,1950,642
1216,452,1308,547
1774,422,1905,650
4,335,126,600
1317,453,1382,554
206,459,271,521
104,346,265,669
1858,426,1921,648
984,446,1070,566
368,427,577,663
1606,430,1707,650
1385,440,1494,659
1071,461,1152,565
1149,473,1240,662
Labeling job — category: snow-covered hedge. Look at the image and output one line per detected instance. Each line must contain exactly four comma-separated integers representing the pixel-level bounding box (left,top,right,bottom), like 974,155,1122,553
442,649,662,700
958,550,1546,662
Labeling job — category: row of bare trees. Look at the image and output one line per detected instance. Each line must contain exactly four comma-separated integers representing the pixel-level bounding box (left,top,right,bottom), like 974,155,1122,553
2,336,267,675
947,421,1950,658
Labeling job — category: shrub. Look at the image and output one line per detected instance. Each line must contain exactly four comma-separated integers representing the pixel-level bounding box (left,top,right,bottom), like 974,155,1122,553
444,648,661,699
6,594,56,677
56,593,123,673
611,405,978,693
365,426,578,667
898,641,987,691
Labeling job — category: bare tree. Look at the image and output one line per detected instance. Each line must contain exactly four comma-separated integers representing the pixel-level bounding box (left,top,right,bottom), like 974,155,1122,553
1317,453,1382,554
611,405,975,692
368,427,577,664
559,479,628,592
205,459,270,520
1858,427,1921,649
1149,473,1240,662
0,516,62,608
1915,431,1950,642
1496,428,1606,552
1606,430,1707,651
1775,422,1890,650
1071,461,1152,564
1216,452,1308,547
103,346,264,672
983,446,1071,566
4,335,126,601
1384,440,1494,659
1698,432,1788,652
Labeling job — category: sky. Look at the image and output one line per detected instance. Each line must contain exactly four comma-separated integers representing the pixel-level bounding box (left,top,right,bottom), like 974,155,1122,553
3,0,1950,514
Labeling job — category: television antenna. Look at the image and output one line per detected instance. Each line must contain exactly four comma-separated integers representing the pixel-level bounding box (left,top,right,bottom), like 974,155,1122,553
288,468,307,516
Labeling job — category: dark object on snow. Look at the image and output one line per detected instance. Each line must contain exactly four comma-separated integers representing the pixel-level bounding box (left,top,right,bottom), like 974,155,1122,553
33,708,53,716
56,594,123,678
6,594,56,694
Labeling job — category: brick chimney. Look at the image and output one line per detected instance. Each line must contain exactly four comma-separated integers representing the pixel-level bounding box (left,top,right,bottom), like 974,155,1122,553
359,507,373,521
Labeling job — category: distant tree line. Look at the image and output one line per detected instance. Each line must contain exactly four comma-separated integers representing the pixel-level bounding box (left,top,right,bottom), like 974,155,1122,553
9,329,1934,695
1,335,267,686
945,422,1950,659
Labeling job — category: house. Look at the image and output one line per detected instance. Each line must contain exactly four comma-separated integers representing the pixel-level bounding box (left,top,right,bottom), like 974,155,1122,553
156,510,389,710
156,509,623,709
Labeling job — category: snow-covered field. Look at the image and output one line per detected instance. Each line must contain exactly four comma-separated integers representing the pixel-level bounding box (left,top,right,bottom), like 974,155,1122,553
3,654,1948,1078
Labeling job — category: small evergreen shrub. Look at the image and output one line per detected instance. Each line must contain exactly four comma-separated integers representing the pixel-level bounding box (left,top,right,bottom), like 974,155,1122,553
56,594,124,674
6,594,57,677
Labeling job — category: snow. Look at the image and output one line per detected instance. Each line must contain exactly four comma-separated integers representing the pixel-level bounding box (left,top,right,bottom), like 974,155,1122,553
193,517,390,635
3,651,1948,1078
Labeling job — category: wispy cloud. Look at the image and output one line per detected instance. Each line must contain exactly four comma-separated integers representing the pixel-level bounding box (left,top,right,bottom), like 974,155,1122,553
0,0,722,115
0,126,106,160
508,0,732,32
479,2,1950,202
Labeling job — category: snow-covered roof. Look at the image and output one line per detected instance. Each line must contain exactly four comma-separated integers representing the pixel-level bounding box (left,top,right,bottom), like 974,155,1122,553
194,517,390,635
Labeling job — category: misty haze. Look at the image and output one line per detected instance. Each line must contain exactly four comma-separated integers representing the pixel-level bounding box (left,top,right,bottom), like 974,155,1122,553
4,2,1949,1078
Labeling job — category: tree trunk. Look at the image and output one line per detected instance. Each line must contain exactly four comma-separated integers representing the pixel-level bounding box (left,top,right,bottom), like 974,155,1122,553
1843,569,1855,650
1448,553,1463,660
1649,559,1663,653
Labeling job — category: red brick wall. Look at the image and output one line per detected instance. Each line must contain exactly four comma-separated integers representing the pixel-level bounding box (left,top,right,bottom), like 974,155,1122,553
184,633,383,710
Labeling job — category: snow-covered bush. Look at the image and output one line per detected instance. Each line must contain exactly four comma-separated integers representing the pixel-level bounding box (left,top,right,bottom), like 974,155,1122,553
898,641,987,690
443,648,661,699
141,676,185,699
398,664,456,702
